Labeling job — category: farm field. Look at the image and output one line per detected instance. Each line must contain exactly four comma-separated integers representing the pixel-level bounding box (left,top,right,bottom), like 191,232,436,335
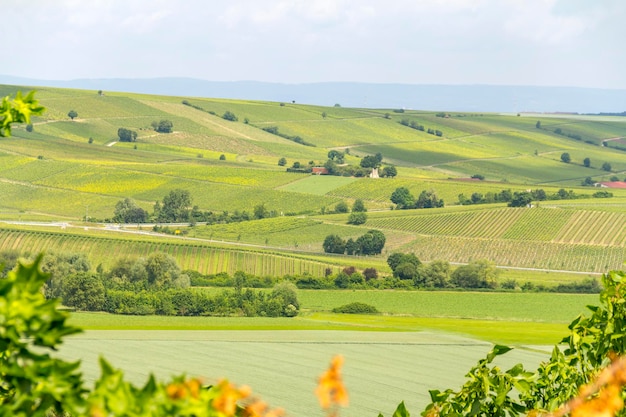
52,330,551,417
1,83,626,278
67,288,596,344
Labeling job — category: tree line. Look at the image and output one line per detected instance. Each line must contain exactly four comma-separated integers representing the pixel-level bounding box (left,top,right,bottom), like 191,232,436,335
111,190,278,224
4,250,299,317
458,187,612,206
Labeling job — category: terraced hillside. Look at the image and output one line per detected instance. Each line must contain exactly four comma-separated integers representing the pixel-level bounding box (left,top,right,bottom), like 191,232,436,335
1,84,626,275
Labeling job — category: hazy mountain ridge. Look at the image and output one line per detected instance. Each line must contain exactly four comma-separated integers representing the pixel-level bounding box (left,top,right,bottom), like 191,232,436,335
1,75,624,114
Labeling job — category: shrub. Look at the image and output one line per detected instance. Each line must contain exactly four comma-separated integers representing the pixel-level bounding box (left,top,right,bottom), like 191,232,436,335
347,212,367,225
222,111,238,121
332,302,379,314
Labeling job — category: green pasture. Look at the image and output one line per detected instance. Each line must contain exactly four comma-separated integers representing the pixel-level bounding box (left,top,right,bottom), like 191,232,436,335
298,290,595,322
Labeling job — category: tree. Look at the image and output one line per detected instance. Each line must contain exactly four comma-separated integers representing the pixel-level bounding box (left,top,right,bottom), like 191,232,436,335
583,157,591,168
508,191,533,207
157,189,192,222
382,165,397,178
347,212,367,225
25,123,33,132
582,176,595,186
278,157,287,166
352,199,367,212
387,252,421,276
345,238,359,255
271,281,300,316
117,127,137,142
219,154,226,160
222,111,238,121
153,119,173,133
602,162,612,172
363,268,378,280
535,120,541,129
561,152,571,163
1,90,45,137
323,234,345,254
113,198,148,223
334,201,349,213
355,230,386,255
144,252,186,289
420,260,450,288
360,154,381,168
390,187,414,209
395,262,418,280
253,203,269,219
68,110,78,120
327,150,344,162
415,190,444,208
60,272,105,311
450,259,498,289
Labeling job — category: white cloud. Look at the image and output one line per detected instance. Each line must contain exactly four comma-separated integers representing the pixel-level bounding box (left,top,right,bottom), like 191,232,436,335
1,0,624,88
503,0,594,45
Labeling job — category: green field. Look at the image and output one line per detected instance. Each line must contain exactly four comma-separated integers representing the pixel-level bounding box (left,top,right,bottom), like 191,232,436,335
2,83,626,277
52,330,551,417
67,288,595,344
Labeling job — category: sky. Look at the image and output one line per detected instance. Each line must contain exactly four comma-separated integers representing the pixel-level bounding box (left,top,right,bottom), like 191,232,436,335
2,0,625,89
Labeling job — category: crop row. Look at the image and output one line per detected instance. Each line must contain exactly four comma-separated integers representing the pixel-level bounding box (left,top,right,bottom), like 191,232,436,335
554,210,626,246
401,235,626,273
368,208,523,239
0,230,339,277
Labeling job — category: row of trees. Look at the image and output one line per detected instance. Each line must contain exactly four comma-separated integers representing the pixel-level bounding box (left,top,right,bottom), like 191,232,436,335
457,187,610,206
26,250,300,317
399,119,443,136
390,187,444,209
323,230,386,255
113,191,278,224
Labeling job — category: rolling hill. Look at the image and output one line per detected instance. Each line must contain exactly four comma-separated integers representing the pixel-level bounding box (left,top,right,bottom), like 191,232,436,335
1,84,626,276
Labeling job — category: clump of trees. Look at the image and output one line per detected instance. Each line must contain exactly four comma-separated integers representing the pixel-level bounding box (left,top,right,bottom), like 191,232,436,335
67,110,78,120
323,230,386,255
151,119,173,133
113,198,149,223
390,187,444,209
117,127,137,142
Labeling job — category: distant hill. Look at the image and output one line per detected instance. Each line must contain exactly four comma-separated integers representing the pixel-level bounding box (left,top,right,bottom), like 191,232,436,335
1,75,625,113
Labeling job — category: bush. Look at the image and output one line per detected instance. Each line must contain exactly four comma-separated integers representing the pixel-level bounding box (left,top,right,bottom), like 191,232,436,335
222,111,238,121
332,302,379,314
347,212,367,225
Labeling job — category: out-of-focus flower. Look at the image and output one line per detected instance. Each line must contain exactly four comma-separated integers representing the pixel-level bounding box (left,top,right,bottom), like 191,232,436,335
212,379,252,416
315,355,349,410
